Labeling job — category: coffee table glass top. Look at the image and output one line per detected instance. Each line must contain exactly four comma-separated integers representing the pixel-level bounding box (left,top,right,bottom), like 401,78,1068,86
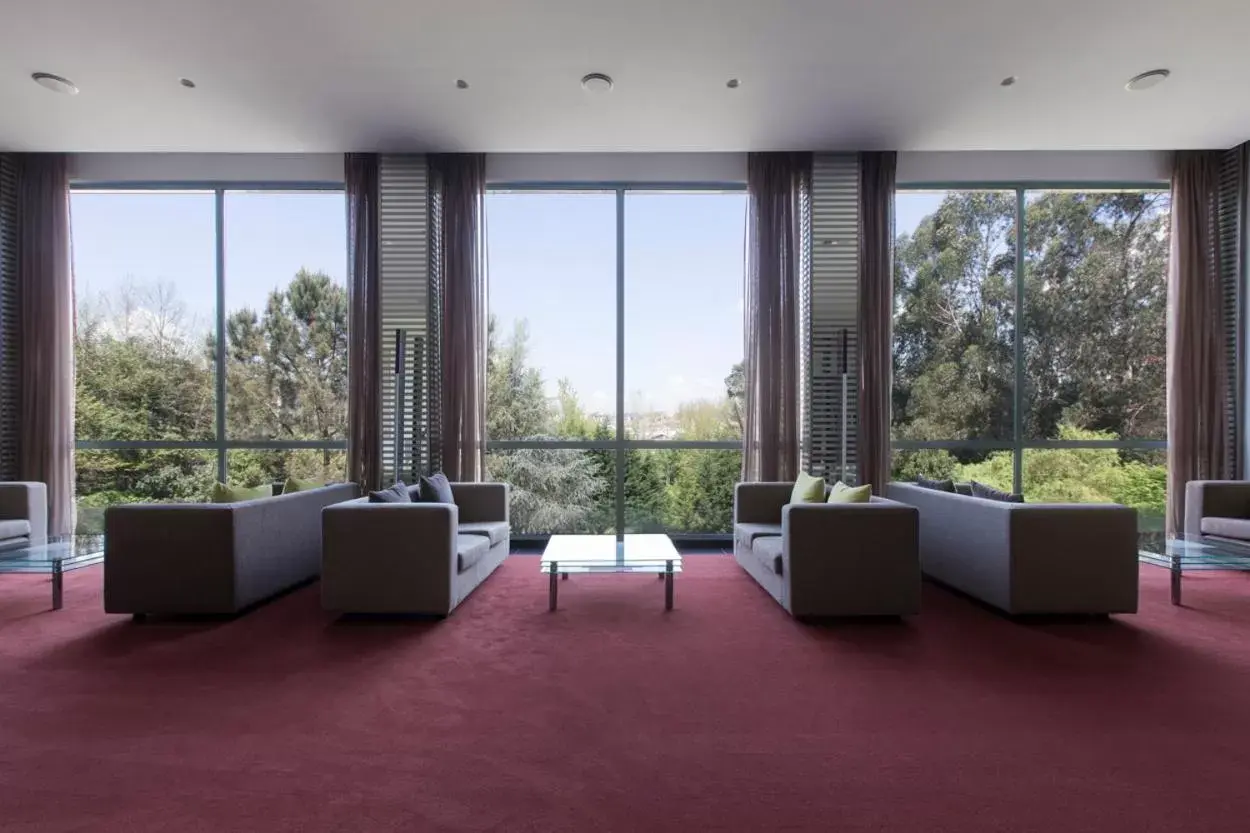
0,535,104,573
1139,534,1250,571
540,534,682,574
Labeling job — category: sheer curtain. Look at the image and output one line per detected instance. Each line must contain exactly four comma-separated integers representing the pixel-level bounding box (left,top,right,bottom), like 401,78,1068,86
1167,150,1229,534
742,152,811,483
857,151,896,491
430,154,487,482
17,154,74,536
345,153,382,491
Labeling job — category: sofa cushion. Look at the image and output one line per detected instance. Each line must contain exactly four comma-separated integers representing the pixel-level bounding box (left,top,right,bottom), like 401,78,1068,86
282,476,325,494
735,523,782,551
456,534,491,573
0,519,31,541
917,477,955,492
211,482,274,503
419,472,456,505
1200,516,1250,541
790,472,827,504
827,481,872,503
752,536,784,576
459,521,508,546
971,480,1024,503
368,481,412,503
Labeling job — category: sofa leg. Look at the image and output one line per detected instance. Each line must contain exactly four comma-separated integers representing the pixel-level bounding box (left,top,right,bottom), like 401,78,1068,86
132,613,147,623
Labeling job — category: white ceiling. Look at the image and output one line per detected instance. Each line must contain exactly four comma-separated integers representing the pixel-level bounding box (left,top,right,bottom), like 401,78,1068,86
1,0,1247,152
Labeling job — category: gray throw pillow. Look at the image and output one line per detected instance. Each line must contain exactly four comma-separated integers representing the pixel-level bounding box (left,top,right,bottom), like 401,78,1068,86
970,480,1024,503
917,476,956,492
368,481,412,503
418,472,455,504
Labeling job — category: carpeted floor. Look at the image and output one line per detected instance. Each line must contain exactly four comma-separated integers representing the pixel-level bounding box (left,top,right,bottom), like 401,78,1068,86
3,556,1250,832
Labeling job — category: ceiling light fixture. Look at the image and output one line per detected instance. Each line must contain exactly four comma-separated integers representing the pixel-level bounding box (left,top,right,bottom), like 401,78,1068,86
1126,69,1170,91
726,78,741,89
581,73,613,93
1000,75,1018,87
31,72,78,95
179,77,197,89
456,79,469,89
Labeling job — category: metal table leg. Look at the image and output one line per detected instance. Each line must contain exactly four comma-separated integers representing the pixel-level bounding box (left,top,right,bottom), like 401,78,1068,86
664,559,674,611
1171,554,1182,605
52,561,64,611
549,562,558,611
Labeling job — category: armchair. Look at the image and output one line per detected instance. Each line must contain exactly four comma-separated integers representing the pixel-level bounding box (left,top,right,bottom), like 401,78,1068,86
0,482,47,550
1185,481,1250,543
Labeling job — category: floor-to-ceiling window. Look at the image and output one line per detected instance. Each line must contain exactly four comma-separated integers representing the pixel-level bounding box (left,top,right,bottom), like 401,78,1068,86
72,186,347,532
892,186,1170,546
486,186,746,538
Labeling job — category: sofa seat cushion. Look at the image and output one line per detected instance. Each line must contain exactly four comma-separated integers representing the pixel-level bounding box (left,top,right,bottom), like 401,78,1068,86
0,519,31,541
1201,516,1250,541
456,534,491,574
735,523,782,551
459,521,508,547
751,535,784,576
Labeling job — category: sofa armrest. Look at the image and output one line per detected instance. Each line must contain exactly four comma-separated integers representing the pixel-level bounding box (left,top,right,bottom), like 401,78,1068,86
734,482,794,525
1184,481,1250,537
104,505,237,613
0,482,47,543
451,482,509,524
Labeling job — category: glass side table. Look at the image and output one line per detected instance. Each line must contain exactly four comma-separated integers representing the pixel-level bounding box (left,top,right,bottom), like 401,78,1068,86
1139,534,1250,605
0,535,104,610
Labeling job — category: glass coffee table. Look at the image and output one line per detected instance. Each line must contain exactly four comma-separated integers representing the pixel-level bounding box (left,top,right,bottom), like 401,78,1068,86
1139,534,1250,605
0,536,104,610
541,534,682,611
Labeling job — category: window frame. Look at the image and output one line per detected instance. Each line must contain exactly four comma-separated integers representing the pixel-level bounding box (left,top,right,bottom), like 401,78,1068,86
892,180,1171,494
71,181,348,484
486,182,747,541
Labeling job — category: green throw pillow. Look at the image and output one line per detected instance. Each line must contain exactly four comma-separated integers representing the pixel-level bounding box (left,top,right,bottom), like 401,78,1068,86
282,477,325,494
826,481,872,504
790,472,827,504
210,482,274,504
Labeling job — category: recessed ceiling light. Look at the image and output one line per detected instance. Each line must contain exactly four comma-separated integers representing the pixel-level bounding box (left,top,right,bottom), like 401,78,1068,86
456,79,469,90
726,78,741,89
1126,69,1170,91
179,77,197,89
31,72,78,95
581,73,613,93
1000,75,1018,87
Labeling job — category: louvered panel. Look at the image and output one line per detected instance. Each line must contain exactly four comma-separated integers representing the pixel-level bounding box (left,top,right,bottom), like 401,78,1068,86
426,172,444,475
808,153,860,483
1217,145,1247,478
379,155,430,483
797,167,813,473
0,156,18,481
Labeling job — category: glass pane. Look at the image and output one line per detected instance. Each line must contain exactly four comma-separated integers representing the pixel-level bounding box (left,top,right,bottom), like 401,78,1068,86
75,449,216,534
227,449,347,489
72,190,217,442
224,191,348,441
893,191,1017,441
485,449,614,535
625,449,741,534
1023,190,1170,441
486,192,617,440
1021,448,1165,548
890,447,1015,490
625,192,746,440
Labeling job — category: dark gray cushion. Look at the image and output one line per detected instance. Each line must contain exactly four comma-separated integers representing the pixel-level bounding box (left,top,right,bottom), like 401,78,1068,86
752,536,784,576
971,480,1024,503
954,483,974,496
368,482,411,504
917,477,955,492
1200,516,1250,541
735,523,782,551
419,472,455,505
459,521,508,546
456,534,490,573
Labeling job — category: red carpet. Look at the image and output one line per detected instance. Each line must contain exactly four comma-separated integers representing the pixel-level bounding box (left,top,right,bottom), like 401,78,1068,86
3,556,1250,832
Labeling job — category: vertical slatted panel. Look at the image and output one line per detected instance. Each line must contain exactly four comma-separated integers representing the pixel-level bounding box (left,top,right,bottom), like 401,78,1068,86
426,171,444,475
1217,145,1247,478
797,167,813,473
0,156,18,481
379,155,429,483
808,153,860,482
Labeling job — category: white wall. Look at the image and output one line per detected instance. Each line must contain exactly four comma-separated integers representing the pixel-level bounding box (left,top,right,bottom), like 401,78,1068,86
486,153,747,184
897,151,1171,185
69,153,344,184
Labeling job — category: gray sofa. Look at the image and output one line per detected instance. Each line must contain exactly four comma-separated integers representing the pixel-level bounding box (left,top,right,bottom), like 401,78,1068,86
886,482,1139,615
0,482,47,550
733,482,921,617
1184,480,1250,544
321,482,510,616
104,483,359,616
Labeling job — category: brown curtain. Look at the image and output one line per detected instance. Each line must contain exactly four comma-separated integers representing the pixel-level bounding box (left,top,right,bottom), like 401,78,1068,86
857,151,896,490
430,154,487,482
16,154,74,536
743,152,811,483
1167,150,1229,535
345,154,382,491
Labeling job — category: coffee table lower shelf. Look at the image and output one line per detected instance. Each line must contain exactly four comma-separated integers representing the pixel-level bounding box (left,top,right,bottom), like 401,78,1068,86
540,534,682,611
